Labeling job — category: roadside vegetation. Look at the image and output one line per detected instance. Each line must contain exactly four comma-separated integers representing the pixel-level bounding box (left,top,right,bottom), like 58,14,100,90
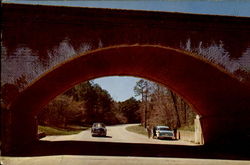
133,79,196,130
178,124,195,132
38,125,87,136
37,81,141,129
125,124,147,136
1,75,196,135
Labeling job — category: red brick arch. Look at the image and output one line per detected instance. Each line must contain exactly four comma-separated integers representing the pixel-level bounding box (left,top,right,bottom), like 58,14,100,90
9,45,250,146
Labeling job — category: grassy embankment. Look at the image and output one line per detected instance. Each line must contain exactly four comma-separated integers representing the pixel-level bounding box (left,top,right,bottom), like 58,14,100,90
178,125,195,132
126,124,195,138
38,125,89,136
125,124,147,136
177,125,195,143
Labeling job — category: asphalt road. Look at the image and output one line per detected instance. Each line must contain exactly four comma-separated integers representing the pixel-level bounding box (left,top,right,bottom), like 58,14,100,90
2,155,250,165
41,124,196,146
2,124,249,165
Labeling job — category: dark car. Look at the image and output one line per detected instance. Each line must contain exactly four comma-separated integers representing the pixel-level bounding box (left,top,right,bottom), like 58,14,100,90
91,122,107,137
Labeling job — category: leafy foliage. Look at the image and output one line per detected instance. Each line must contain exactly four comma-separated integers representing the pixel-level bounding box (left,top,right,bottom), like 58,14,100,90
117,97,141,123
38,81,140,128
134,79,196,130
38,125,84,136
38,95,84,127
1,75,196,131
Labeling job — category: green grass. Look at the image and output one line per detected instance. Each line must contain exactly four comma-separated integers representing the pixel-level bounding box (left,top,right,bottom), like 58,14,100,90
178,124,195,132
125,124,148,136
126,124,195,136
38,125,87,136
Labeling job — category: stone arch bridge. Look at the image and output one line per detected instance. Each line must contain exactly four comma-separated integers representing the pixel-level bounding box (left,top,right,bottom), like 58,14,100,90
1,4,250,154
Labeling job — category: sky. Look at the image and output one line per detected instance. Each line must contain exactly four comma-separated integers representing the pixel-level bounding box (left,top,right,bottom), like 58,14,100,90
3,0,250,101
3,0,250,17
93,76,141,101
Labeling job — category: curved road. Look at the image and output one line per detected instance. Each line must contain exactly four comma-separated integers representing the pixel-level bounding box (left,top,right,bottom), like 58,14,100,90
41,124,196,146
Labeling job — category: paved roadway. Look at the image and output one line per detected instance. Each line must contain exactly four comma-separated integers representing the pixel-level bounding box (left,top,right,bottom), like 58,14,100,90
1,124,249,165
2,155,250,165
41,124,195,146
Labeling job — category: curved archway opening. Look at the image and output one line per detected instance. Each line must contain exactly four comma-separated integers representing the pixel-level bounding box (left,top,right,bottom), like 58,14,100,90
7,45,250,154
37,76,199,144
11,45,246,116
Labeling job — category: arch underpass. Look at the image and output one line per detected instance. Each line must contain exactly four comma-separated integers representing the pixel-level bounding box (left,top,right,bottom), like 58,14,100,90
6,45,250,154
2,3,250,156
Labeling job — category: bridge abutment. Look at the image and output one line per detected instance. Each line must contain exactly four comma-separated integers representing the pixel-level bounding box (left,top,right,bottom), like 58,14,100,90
2,111,38,155
200,115,250,146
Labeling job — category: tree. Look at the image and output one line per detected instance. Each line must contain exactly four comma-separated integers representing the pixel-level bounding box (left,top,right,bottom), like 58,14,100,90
92,84,114,123
64,81,115,124
38,94,84,127
134,79,151,127
64,81,94,101
169,91,181,128
147,83,176,128
134,79,196,129
118,97,140,123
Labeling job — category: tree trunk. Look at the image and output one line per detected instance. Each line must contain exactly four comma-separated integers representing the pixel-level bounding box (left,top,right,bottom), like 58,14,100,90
183,100,187,124
170,91,181,128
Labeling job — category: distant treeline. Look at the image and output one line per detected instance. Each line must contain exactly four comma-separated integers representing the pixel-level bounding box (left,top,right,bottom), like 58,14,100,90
37,81,141,127
1,75,196,129
38,79,196,129
134,79,196,129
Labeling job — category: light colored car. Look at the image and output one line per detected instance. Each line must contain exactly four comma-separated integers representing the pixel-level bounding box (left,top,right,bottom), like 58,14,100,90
91,122,107,137
152,126,175,139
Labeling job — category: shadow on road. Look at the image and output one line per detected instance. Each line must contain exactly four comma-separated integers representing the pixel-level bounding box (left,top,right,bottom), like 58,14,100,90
92,136,112,138
9,140,250,160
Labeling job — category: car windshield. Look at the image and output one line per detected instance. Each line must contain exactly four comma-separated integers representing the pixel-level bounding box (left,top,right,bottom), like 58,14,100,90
159,127,170,131
93,123,105,127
